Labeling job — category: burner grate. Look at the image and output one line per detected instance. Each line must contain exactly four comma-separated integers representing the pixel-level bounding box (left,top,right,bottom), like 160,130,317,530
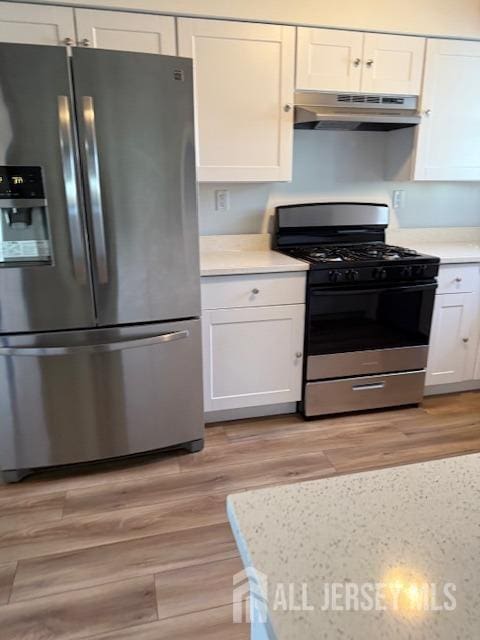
292,243,419,264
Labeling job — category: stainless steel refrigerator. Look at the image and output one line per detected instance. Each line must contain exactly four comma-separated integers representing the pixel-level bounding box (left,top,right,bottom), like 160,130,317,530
0,43,204,482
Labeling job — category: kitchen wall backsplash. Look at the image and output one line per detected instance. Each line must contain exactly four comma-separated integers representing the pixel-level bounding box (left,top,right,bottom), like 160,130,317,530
198,130,480,235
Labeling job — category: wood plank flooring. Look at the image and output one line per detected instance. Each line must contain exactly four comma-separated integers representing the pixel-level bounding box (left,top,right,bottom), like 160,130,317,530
0,391,478,639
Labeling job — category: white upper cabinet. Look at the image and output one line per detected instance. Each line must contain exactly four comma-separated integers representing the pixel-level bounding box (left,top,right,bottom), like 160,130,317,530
75,9,176,54
296,27,425,95
296,27,363,93
0,1,75,46
414,39,480,181
178,18,295,182
361,33,425,95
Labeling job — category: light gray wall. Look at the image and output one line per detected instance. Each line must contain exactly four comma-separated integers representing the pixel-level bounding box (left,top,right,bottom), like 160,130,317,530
198,130,480,235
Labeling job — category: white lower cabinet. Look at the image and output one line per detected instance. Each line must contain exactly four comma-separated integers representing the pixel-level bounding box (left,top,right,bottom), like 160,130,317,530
426,263,480,388
202,304,304,411
201,272,306,412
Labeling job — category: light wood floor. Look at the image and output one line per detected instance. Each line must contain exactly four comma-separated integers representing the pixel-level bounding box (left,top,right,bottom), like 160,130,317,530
0,392,479,639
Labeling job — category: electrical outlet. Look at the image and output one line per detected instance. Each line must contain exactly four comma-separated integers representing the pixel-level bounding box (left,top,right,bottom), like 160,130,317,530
215,189,230,212
392,189,406,209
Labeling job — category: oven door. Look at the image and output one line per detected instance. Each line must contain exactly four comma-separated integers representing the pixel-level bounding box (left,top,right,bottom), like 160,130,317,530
306,282,437,380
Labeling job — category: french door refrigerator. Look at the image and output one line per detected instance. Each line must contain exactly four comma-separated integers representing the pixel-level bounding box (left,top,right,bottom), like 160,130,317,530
0,43,204,482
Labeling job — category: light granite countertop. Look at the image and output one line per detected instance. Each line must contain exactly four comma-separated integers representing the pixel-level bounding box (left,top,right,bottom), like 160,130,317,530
200,234,309,276
386,227,480,264
199,230,480,276
227,454,480,640
403,242,480,264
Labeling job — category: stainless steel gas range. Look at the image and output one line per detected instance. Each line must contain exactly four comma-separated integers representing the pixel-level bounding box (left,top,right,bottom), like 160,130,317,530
274,203,440,418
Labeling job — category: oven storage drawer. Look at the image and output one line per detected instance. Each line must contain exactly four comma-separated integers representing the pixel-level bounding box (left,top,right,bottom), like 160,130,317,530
304,370,426,417
306,345,429,380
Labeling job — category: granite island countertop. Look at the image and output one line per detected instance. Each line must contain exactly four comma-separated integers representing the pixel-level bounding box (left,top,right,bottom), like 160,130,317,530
227,453,480,640
200,234,309,276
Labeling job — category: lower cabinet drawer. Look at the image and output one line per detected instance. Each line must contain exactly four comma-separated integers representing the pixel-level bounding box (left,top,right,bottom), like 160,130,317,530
304,371,426,417
201,272,306,309
436,264,479,294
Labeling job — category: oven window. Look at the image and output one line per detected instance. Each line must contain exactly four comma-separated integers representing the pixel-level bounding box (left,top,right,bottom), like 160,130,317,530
308,285,436,355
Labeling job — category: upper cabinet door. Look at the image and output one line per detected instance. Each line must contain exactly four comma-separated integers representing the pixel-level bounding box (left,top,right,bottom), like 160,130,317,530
361,33,425,95
414,39,480,181
0,1,75,46
296,27,363,92
75,9,176,54
178,18,295,182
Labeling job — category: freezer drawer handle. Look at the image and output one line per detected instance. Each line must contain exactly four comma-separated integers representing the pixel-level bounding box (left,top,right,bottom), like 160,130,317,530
352,382,386,391
58,96,87,284
82,96,109,284
0,330,189,357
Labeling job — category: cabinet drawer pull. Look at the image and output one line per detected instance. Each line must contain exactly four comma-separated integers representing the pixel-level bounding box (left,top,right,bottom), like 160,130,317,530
455,277,462,282
352,382,385,391
296,352,303,358
353,58,361,67
463,337,469,343
251,288,260,294
366,59,374,67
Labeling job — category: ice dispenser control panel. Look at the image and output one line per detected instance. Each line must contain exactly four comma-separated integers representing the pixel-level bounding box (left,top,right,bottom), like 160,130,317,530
0,166,52,266
0,166,45,199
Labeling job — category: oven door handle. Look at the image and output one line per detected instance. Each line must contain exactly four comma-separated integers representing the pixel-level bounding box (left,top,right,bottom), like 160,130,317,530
311,283,438,296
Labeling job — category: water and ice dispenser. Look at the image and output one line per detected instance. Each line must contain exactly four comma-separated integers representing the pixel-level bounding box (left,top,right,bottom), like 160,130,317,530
0,166,52,265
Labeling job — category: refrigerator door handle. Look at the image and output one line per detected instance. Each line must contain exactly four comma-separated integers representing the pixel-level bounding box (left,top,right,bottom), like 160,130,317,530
0,330,189,357
82,95,109,284
58,95,87,285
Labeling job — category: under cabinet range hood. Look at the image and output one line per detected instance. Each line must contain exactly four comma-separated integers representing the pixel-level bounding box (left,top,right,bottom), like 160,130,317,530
294,92,421,131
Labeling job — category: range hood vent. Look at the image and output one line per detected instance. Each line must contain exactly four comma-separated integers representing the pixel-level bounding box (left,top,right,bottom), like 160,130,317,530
294,91,421,131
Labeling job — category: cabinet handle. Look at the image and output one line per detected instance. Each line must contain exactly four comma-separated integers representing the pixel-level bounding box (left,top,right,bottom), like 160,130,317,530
251,288,260,295
63,37,74,46
353,58,361,67
455,277,462,283
424,109,432,117
366,59,374,67
80,38,91,47
463,337,470,343
284,104,292,113
296,352,303,358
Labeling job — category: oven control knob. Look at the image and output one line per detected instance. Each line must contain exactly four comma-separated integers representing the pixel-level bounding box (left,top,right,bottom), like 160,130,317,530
329,270,343,283
373,267,387,281
401,266,413,279
414,264,428,277
346,269,360,281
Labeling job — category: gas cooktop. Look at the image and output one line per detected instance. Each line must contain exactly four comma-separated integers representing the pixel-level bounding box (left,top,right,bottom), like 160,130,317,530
287,242,430,266
274,202,440,285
